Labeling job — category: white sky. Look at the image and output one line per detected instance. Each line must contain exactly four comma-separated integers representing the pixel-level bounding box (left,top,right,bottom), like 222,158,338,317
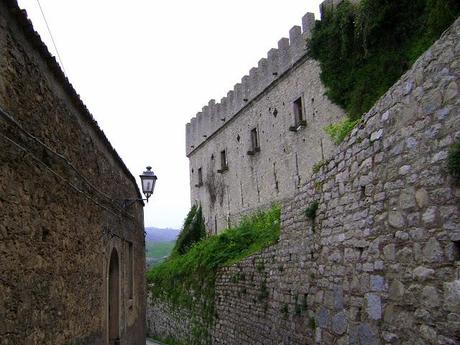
17,0,323,229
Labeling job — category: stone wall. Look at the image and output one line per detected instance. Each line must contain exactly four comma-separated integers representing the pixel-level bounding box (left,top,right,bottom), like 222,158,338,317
146,298,210,345
0,1,146,344
149,16,460,345
187,5,345,233
213,16,460,345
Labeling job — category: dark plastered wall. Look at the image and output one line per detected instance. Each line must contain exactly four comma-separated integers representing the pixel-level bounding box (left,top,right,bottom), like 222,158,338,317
0,1,145,344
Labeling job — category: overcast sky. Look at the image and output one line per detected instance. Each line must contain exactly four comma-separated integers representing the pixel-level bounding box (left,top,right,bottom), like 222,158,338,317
17,0,324,229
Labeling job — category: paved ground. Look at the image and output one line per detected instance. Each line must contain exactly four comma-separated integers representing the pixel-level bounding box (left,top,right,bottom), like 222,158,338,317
146,339,163,345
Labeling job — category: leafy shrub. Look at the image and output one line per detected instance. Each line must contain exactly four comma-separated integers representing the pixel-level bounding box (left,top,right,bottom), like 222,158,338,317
305,201,319,220
172,205,206,256
448,140,460,178
309,0,460,120
311,0,460,144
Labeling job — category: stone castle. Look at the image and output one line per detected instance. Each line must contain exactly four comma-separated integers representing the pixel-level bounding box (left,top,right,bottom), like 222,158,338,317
0,1,146,344
186,4,345,234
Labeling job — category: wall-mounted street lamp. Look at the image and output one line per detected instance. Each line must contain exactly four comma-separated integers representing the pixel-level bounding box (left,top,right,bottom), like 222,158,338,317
123,166,158,209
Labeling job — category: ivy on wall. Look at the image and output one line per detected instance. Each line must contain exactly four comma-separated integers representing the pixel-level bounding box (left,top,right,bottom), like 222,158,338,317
172,205,206,256
309,0,460,140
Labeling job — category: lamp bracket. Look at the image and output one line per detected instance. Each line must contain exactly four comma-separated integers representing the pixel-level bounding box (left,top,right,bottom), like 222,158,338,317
122,198,149,209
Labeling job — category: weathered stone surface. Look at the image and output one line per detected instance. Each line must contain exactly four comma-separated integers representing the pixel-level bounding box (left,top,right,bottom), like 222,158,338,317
388,211,405,229
389,280,405,300
332,311,347,335
421,286,440,308
383,244,396,261
370,275,385,292
413,266,435,281
0,4,146,345
420,325,437,343
443,280,460,313
358,323,379,345
415,188,430,208
422,238,444,262
317,307,330,328
370,129,384,142
382,331,398,343
422,207,438,226
366,294,382,320
399,187,416,209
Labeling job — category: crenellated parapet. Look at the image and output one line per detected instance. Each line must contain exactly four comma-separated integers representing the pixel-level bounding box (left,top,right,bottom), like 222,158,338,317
186,11,316,157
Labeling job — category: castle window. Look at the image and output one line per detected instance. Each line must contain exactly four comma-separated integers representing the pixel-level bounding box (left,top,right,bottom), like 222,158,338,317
247,127,260,155
218,150,228,173
195,167,203,187
289,97,307,132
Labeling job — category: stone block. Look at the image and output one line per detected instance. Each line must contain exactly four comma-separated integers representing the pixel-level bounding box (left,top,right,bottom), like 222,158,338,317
388,211,405,229
357,323,379,345
422,237,444,262
443,280,460,312
413,266,435,281
421,286,440,308
332,311,347,335
317,307,330,328
370,276,385,292
365,293,382,320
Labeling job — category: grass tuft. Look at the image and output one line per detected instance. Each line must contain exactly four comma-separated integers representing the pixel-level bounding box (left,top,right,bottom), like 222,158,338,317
324,118,360,145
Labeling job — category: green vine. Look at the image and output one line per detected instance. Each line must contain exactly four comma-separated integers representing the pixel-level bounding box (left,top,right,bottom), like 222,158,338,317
305,201,319,220
310,0,460,143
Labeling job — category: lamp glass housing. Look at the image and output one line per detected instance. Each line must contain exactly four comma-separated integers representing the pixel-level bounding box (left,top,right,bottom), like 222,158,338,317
140,166,157,201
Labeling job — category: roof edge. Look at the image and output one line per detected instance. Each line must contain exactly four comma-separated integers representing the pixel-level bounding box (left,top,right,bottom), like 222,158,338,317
4,0,143,199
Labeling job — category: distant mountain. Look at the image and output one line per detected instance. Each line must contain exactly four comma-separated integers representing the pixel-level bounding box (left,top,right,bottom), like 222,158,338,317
145,227,180,243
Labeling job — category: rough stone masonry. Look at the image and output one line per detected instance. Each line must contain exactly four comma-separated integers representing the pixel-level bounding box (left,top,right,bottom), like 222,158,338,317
0,1,146,344
212,16,460,345
149,14,460,345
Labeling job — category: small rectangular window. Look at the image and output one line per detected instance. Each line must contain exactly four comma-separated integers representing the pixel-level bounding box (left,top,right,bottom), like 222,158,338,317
251,128,260,151
294,97,304,124
197,168,203,186
290,97,306,131
248,128,260,155
198,168,203,185
218,150,228,173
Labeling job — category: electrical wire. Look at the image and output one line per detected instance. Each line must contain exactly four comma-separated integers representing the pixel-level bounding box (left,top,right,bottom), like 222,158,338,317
0,108,147,239
0,105,136,213
1,132,146,244
0,132,123,219
35,0,67,76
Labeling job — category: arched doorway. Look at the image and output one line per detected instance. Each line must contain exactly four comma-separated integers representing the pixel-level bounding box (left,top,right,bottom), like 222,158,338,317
108,249,120,345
